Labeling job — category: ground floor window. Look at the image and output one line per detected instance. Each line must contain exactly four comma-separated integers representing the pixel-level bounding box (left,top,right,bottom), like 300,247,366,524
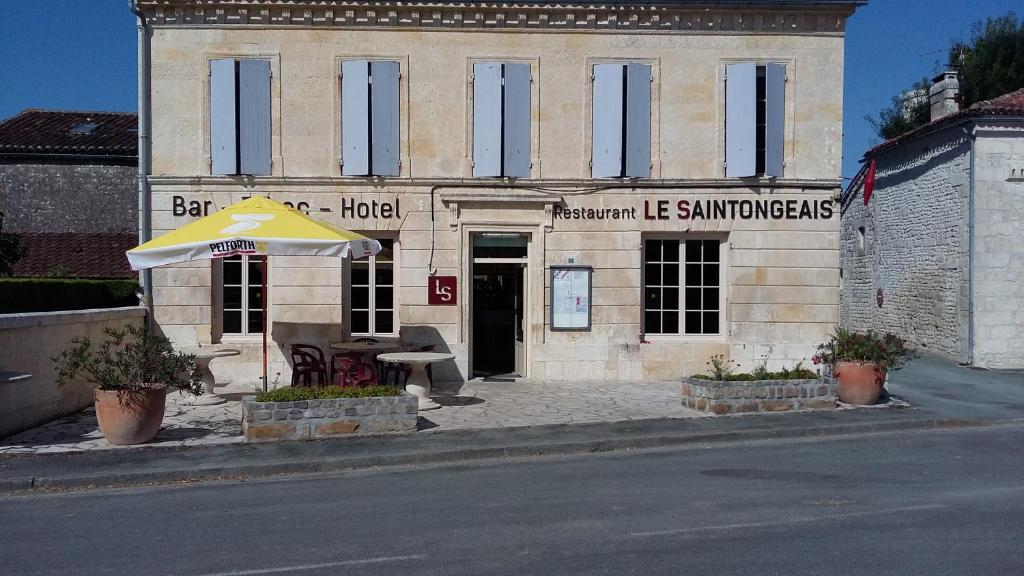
349,238,396,336
643,238,722,336
220,254,267,336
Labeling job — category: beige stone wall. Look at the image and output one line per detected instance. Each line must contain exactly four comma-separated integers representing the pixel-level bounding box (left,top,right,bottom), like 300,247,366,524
145,5,849,384
0,307,146,438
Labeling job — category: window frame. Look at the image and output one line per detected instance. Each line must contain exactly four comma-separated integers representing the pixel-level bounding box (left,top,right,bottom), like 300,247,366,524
585,57,660,180
339,58,402,177
344,236,399,338
207,56,274,177
466,57,539,179
723,60,788,179
335,55,410,178
641,236,727,340
214,254,270,342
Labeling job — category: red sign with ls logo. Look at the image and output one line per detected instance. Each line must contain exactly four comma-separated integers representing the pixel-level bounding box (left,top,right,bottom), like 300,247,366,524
428,276,457,305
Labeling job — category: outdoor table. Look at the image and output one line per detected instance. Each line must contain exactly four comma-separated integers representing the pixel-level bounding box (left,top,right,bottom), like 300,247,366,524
376,352,455,411
178,347,241,406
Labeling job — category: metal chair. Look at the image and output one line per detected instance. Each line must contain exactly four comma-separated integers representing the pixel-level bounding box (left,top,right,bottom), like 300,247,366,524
289,344,328,388
331,354,378,388
353,337,379,344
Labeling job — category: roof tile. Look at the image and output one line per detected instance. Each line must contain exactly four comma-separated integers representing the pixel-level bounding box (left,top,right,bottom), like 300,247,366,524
10,233,137,279
0,110,137,157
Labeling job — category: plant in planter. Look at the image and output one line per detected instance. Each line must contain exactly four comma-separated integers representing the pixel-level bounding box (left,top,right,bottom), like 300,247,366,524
812,328,913,405
53,324,203,445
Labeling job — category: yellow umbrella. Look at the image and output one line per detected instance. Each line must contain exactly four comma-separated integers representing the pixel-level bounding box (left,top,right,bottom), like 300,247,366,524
127,196,382,390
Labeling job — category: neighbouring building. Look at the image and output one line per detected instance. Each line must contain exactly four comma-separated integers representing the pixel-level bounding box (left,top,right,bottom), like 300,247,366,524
841,75,1024,369
0,109,138,279
136,0,864,386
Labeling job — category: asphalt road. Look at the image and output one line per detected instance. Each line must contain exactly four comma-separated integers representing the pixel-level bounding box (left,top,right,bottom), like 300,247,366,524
2,424,1023,576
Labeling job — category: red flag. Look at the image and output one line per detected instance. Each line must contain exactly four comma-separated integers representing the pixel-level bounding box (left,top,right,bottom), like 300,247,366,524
863,159,877,206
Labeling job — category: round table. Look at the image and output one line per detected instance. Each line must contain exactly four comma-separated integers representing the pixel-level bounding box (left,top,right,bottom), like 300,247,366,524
179,348,240,406
376,352,455,411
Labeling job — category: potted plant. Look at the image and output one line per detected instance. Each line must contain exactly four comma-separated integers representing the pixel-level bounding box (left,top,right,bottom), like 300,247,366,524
53,324,203,445
813,328,912,405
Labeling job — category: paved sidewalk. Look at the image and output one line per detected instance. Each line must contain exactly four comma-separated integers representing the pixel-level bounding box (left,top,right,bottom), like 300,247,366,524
0,379,700,455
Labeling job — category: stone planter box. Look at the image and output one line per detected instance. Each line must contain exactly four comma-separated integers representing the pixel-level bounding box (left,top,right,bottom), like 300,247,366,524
242,393,418,442
681,376,837,415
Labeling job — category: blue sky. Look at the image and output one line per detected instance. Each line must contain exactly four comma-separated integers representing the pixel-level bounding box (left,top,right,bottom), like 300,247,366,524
0,0,1020,180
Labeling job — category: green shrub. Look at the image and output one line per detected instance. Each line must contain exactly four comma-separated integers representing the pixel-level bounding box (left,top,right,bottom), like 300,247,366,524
0,278,139,313
256,385,404,402
692,362,818,381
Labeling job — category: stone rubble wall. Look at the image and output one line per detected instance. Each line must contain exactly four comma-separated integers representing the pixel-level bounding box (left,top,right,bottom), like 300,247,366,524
241,393,418,441
681,376,836,414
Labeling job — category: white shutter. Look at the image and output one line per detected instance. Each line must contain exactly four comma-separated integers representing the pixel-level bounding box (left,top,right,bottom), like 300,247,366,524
764,63,786,178
238,59,271,176
502,63,531,178
725,62,757,178
625,63,651,178
473,62,502,177
592,63,624,178
210,59,237,175
371,61,400,176
341,60,370,176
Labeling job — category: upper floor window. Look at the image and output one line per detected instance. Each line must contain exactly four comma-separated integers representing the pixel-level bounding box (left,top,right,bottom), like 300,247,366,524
473,62,531,178
592,62,651,179
210,58,271,176
725,62,785,178
341,60,400,176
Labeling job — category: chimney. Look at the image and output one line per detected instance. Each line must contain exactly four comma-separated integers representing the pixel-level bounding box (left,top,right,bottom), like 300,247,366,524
930,70,960,121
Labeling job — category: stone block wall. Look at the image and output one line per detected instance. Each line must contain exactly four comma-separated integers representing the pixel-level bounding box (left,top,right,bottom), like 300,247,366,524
681,376,836,415
241,393,418,441
0,307,146,438
840,126,969,362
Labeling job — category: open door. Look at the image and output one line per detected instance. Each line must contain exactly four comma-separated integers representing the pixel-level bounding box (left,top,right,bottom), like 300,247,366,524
514,263,527,376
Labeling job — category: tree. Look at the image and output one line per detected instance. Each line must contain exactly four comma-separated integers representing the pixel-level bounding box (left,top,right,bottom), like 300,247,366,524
0,212,26,276
952,13,1024,109
865,78,932,141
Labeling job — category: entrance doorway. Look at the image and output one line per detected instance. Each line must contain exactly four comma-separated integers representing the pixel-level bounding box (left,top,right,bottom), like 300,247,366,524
472,234,527,378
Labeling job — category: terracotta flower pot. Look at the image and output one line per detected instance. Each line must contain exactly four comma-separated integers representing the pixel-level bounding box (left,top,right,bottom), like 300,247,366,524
94,386,168,445
834,361,887,405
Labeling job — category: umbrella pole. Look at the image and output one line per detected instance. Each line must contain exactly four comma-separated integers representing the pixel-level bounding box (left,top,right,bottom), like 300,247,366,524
262,256,268,393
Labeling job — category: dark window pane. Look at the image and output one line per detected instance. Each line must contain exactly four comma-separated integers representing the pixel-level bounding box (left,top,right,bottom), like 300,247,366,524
247,258,264,285
645,263,661,286
223,259,242,285
663,287,679,310
662,262,679,286
685,241,702,263
662,240,679,263
645,288,660,310
223,310,242,334
223,287,242,310
704,264,720,286
703,240,720,263
684,311,702,334
351,286,369,309
375,310,394,334
375,265,393,286
685,264,701,286
644,311,661,334
645,240,662,263
662,311,679,334
703,312,720,334
351,311,369,334
376,287,393,309
703,288,720,310
376,239,394,262
248,286,264,310
248,310,264,334
685,288,702,310
351,265,369,286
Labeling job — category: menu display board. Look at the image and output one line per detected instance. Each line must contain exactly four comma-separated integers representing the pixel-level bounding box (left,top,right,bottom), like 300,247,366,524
550,266,592,331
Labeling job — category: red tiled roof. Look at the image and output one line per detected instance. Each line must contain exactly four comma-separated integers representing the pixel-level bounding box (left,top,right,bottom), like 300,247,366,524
866,88,1024,158
10,233,137,279
0,110,137,157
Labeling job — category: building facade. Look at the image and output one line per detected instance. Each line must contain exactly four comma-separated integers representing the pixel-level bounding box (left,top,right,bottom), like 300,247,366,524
841,84,1024,369
137,0,862,385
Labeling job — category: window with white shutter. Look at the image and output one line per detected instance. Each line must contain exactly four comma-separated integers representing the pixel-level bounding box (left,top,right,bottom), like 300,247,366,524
473,62,531,178
341,60,401,176
592,62,651,179
725,62,785,178
210,58,271,176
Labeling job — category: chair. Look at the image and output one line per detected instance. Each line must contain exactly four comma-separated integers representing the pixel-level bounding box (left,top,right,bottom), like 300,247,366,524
290,344,328,388
331,354,378,388
385,344,435,386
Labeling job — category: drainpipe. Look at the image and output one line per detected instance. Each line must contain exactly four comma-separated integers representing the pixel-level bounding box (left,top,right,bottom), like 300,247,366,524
964,124,976,365
130,0,153,323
